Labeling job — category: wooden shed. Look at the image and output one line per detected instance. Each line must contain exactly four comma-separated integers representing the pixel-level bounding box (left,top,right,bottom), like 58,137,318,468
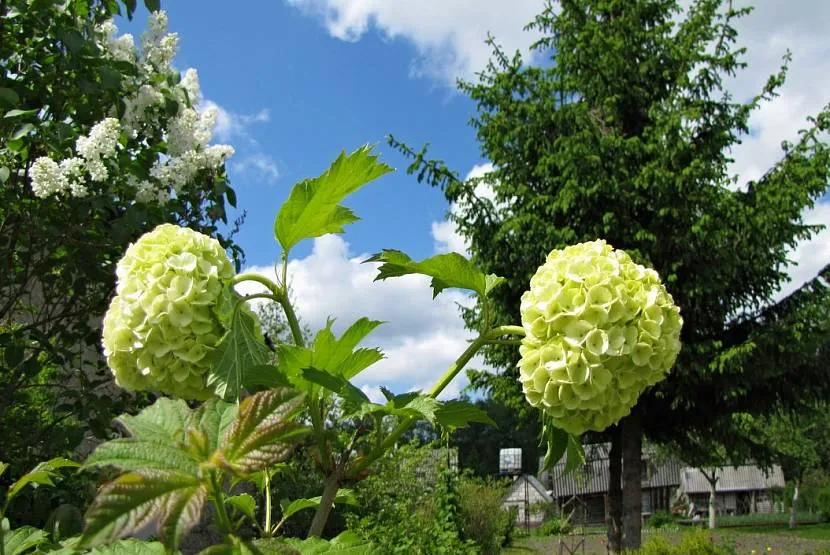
503,474,553,526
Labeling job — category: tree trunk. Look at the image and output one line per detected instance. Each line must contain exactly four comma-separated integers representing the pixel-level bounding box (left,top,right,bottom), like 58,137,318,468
307,473,339,537
607,426,623,553
707,473,718,529
621,410,642,550
790,478,800,529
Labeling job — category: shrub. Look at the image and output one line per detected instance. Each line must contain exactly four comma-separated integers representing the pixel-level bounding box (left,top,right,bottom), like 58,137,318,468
535,516,572,536
346,444,476,554
636,528,737,555
456,475,515,553
646,510,676,529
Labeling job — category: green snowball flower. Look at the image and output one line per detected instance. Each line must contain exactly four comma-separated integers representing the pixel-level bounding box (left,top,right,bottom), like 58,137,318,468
102,223,236,399
518,240,682,434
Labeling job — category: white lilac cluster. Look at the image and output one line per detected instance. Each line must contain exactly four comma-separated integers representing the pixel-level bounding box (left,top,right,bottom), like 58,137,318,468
518,240,683,435
101,224,240,399
30,119,121,198
28,11,234,204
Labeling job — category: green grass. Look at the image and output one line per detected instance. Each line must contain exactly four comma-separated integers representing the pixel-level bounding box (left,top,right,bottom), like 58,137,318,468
504,524,830,554
725,523,830,540
716,512,823,527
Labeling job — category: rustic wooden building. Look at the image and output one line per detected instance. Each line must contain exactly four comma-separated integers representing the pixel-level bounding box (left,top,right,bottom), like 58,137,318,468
503,474,554,526
538,443,784,524
679,465,785,516
540,443,682,524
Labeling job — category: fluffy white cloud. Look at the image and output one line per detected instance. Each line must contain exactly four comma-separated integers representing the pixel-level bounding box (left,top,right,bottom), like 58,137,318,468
202,100,270,143
238,235,486,397
231,153,280,184
715,1,830,189
284,0,545,84
432,162,497,255
779,201,830,299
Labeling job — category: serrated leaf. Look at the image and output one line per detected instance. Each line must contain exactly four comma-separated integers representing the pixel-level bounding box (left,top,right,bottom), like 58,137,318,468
208,306,272,402
275,146,392,254
226,494,256,520
3,527,47,555
301,368,369,408
277,319,384,395
189,399,238,454
84,440,199,474
484,274,507,295
243,364,293,391
434,400,496,431
88,538,167,555
282,531,379,554
80,471,206,549
541,424,568,471
563,434,585,474
364,250,505,299
220,389,308,473
117,398,192,444
246,539,301,555
7,458,79,502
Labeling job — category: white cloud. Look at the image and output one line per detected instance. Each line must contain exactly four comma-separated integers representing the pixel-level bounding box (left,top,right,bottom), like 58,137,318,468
431,162,497,255
237,235,486,396
231,153,280,184
778,201,830,299
284,0,545,85
202,100,270,143
698,0,830,188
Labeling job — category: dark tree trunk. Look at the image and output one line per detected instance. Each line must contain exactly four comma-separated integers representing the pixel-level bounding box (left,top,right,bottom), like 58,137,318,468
607,426,623,553
621,409,642,550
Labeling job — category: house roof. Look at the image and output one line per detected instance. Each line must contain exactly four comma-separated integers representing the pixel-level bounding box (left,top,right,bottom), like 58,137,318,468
541,442,682,498
679,465,785,494
505,474,554,504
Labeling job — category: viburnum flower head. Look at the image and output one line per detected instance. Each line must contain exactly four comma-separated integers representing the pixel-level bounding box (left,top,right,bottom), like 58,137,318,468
102,224,238,399
518,240,682,435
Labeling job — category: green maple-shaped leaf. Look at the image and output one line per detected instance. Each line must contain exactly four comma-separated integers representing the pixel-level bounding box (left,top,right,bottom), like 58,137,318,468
84,440,199,475
277,319,384,399
434,400,496,431
117,398,192,444
364,250,505,299
219,389,308,473
5,458,79,502
208,306,272,402
2,527,48,555
80,470,206,550
275,146,393,254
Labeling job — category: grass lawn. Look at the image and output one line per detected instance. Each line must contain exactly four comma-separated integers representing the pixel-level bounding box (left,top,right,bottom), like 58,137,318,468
503,523,830,554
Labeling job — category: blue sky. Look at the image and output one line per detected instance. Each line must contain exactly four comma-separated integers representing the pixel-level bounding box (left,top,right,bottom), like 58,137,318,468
119,0,830,401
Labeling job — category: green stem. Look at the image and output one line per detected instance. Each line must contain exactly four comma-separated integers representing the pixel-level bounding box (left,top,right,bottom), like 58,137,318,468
263,472,273,538
230,273,281,296
278,293,305,348
231,271,305,347
209,471,234,536
348,324,525,477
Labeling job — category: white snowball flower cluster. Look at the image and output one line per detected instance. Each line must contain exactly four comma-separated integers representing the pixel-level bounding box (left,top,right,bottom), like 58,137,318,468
102,224,241,399
28,11,234,204
518,240,682,435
